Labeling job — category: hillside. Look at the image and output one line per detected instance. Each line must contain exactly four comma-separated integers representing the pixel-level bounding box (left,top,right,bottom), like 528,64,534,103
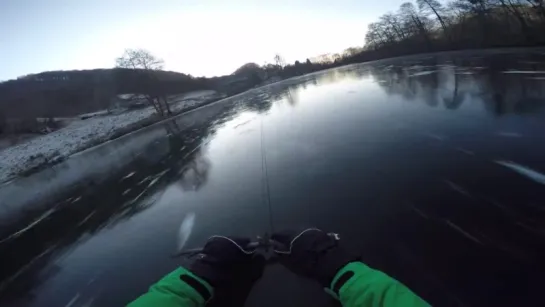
0,69,214,119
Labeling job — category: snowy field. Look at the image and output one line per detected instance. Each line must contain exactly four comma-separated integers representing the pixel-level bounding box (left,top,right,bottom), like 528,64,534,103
0,91,219,184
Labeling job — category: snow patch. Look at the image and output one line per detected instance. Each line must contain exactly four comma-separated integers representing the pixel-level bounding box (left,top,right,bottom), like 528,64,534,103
0,97,212,184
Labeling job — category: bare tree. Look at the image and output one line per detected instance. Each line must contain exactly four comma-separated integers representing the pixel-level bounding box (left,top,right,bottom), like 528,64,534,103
343,47,362,57
115,49,172,116
526,0,545,21
380,13,407,41
273,54,286,68
417,0,450,37
366,22,389,47
116,49,164,70
494,0,534,41
450,0,492,39
399,2,432,44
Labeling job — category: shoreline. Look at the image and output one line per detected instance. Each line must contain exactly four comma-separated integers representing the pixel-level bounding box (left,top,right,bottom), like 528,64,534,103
0,92,226,184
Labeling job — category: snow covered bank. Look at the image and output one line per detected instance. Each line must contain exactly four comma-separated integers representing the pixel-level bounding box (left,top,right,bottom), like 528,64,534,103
0,92,220,184
0,126,166,224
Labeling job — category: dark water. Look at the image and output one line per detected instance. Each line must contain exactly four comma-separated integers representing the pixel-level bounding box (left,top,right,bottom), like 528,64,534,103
2,50,545,307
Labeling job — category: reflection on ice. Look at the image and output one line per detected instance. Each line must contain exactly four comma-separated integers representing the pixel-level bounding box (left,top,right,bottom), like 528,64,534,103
177,212,196,252
369,55,545,115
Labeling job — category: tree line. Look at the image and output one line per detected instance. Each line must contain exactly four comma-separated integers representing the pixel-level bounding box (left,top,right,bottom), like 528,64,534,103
0,47,268,131
359,0,545,60
0,66,211,119
0,53,219,135
244,0,545,88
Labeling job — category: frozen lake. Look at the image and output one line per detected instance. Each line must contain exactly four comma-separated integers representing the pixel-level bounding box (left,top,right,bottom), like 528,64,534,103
2,50,545,306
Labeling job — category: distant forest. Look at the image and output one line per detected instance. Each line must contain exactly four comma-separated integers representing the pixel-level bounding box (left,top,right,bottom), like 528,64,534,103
1,0,544,131
353,0,545,61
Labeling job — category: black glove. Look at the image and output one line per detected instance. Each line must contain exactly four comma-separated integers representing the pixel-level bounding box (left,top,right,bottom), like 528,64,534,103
272,228,358,288
188,236,265,306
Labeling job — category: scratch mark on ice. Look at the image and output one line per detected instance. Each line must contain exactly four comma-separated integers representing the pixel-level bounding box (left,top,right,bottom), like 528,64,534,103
127,190,147,206
71,196,82,203
65,293,80,307
445,220,482,244
409,204,430,219
444,180,473,198
502,70,545,74
121,172,136,180
183,143,204,159
408,71,437,77
0,245,56,291
137,176,151,185
456,147,475,155
497,132,522,138
0,208,56,244
495,160,545,185
78,212,95,226
422,133,445,141
147,178,159,189
234,120,252,129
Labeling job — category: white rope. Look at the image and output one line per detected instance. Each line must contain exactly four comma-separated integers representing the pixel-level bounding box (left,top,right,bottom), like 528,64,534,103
273,228,322,254
207,235,256,255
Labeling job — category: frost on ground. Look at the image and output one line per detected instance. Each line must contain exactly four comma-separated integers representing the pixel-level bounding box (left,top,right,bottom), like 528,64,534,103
0,92,219,184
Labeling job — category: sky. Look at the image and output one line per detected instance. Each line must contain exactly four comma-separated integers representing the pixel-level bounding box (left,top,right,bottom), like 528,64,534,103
1,0,406,81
